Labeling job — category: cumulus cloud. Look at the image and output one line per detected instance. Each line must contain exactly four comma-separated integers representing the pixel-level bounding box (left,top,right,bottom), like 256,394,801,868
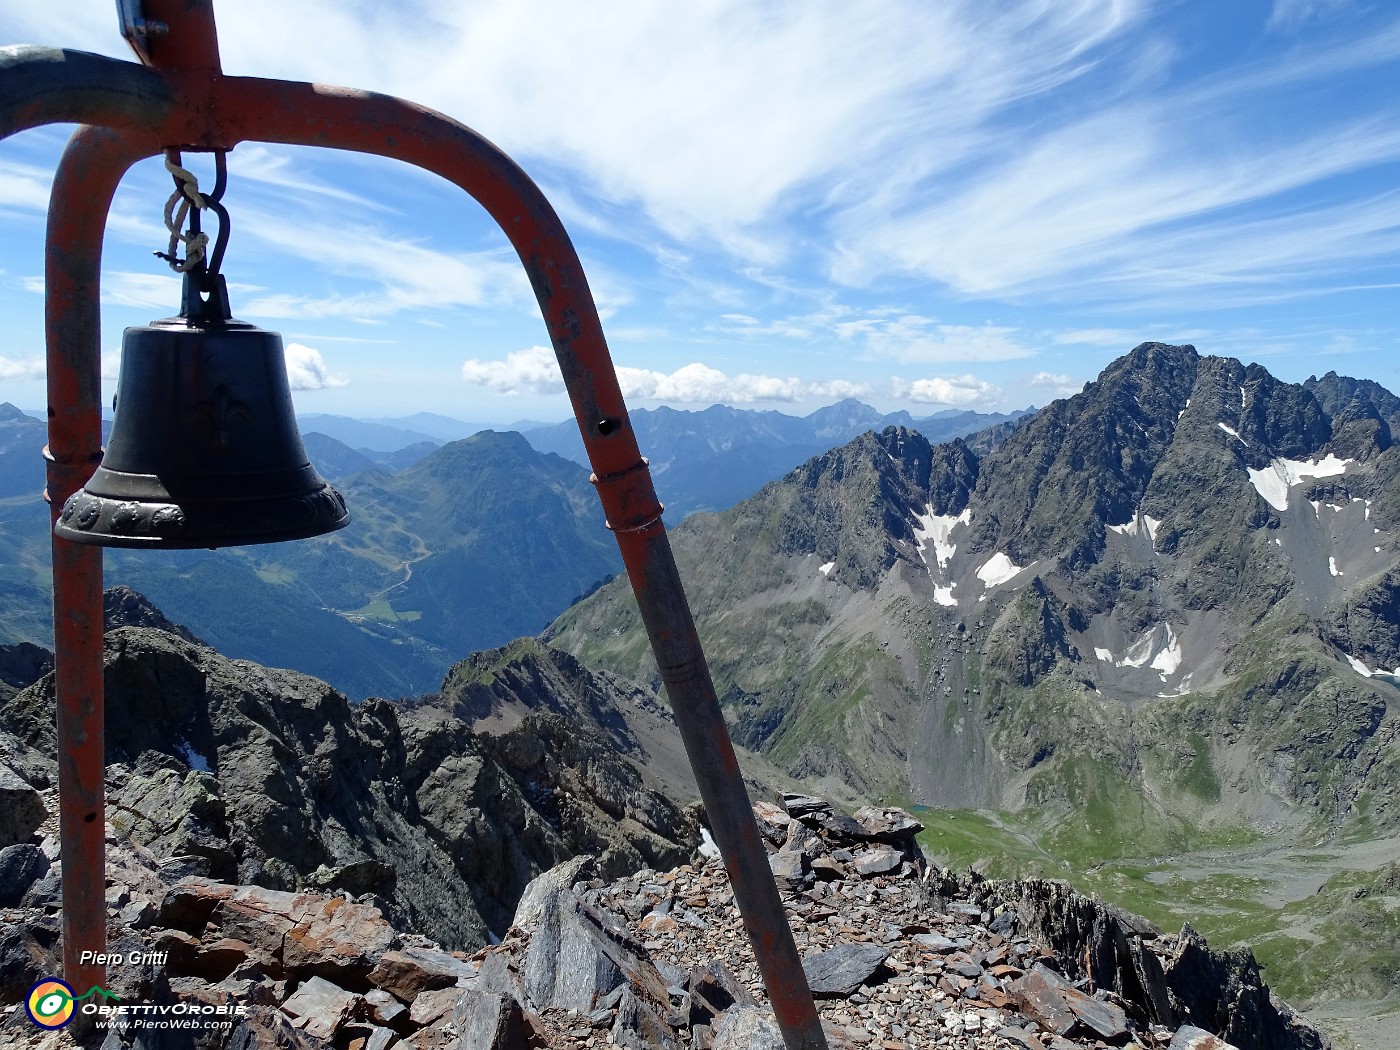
284,343,348,390
461,346,564,396
893,375,997,406
0,355,44,381
461,346,868,404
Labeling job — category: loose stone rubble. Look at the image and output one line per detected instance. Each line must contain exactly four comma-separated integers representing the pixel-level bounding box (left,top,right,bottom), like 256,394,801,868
0,793,1329,1050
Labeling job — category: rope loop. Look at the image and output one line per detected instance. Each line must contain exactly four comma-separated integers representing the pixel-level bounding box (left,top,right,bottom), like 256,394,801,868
156,150,228,280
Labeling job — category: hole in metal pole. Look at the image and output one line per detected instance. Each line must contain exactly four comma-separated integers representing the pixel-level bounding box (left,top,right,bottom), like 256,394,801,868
83,813,97,823
597,417,619,436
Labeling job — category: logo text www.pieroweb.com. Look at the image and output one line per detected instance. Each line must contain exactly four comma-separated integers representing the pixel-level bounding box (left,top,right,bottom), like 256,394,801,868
24,977,248,1030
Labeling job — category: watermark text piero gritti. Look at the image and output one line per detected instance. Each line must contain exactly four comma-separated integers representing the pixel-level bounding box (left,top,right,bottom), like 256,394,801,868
79,949,169,966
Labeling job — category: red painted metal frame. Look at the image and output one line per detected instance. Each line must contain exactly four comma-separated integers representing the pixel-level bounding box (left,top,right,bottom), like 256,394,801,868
0,2,827,1045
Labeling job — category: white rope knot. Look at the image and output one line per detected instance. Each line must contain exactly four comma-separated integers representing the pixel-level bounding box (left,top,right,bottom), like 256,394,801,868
161,155,209,272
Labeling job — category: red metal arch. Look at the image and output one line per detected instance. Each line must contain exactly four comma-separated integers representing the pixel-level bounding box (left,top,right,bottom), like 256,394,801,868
1,3,825,1045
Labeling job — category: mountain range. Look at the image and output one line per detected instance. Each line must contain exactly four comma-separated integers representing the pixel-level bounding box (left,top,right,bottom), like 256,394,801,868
545,344,1400,859
521,399,1027,519
0,399,1021,698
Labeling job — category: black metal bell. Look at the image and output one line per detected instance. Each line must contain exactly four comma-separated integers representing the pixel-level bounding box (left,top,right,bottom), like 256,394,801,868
54,276,349,549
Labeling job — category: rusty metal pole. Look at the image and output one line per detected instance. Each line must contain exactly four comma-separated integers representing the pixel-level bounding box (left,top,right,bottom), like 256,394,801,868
37,1,197,1000
43,126,156,998
0,6,829,1044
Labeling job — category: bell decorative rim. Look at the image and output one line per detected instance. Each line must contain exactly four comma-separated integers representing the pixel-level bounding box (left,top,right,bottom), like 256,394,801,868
54,481,349,549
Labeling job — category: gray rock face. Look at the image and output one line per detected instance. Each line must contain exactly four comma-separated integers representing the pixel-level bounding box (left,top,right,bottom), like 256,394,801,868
801,942,890,997
512,854,596,931
711,1005,784,1049
523,889,665,1013
0,622,698,952
0,843,48,908
451,987,529,1050
0,763,44,848
1169,1025,1242,1050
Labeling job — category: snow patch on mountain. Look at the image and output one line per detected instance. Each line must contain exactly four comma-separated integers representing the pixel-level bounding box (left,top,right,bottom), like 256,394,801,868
1218,422,1247,445
819,561,835,576
912,506,969,572
933,584,958,607
1094,624,1181,682
1108,511,1161,548
976,552,1025,588
1344,653,1400,682
1247,454,1351,512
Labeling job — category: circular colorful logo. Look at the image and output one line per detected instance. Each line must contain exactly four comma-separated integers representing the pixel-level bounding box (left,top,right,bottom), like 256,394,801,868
26,978,76,1029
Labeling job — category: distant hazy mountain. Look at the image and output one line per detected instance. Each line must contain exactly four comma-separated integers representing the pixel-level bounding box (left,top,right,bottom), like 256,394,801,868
0,430,624,698
546,344,1400,858
0,403,48,500
301,431,380,482
296,413,443,453
523,399,1028,518
363,412,554,443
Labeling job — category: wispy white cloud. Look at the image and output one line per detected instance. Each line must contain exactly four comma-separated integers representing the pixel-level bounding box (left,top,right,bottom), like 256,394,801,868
236,211,533,319
1026,371,1084,399
0,161,52,212
1267,0,1353,33
1053,329,1143,348
100,272,184,310
284,343,348,390
839,317,1036,363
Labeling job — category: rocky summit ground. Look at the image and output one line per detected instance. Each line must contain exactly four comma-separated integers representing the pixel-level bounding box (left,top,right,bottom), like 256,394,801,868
0,792,1328,1050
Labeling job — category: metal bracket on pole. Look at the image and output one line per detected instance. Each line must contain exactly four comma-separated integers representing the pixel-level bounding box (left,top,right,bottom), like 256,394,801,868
117,0,168,65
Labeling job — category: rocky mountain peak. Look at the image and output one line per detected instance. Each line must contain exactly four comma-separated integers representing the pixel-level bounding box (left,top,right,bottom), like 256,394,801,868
0,611,700,953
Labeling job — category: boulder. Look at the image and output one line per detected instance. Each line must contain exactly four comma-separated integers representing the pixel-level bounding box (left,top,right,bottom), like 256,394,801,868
511,853,596,931
780,793,831,819
451,987,531,1050
367,945,477,1003
0,763,45,848
279,975,360,1041
852,805,924,842
0,842,49,907
523,890,667,1013
801,943,890,998
711,1005,785,1050
851,848,902,877
1169,1026,1243,1050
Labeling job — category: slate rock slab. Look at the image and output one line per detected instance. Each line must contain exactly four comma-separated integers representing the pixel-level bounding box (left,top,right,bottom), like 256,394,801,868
280,975,360,1041
451,987,531,1050
0,764,45,848
524,889,667,1013
368,945,476,1003
1168,1026,1242,1050
780,793,831,818
801,943,890,997
712,1005,785,1050
0,842,48,907
852,847,902,877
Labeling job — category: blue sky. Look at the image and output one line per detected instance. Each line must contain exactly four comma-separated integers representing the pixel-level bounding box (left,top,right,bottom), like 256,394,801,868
2,0,1398,426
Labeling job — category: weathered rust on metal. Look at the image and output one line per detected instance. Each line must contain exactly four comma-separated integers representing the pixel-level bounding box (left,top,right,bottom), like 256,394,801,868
0,46,174,137
129,0,223,73
0,15,828,1047
44,125,155,997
